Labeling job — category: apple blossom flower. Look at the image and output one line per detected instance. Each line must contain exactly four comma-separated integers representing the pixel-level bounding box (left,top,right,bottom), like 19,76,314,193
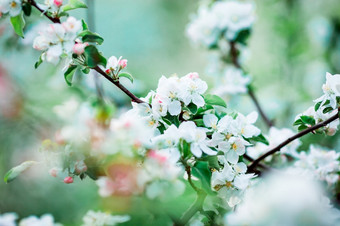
212,67,251,96
0,0,22,17
179,72,208,107
19,214,62,226
0,213,17,226
225,169,340,226
233,111,261,138
33,17,82,64
82,210,130,226
295,145,340,186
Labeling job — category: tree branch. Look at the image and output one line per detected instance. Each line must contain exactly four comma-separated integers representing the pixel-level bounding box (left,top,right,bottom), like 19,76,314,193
247,108,340,173
30,0,145,104
29,0,61,23
229,41,273,128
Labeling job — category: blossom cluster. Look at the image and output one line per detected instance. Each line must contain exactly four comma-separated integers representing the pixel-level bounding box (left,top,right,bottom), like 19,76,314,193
225,169,340,226
0,211,130,226
33,17,82,64
0,0,22,17
295,72,340,135
0,213,61,226
295,145,340,186
131,73,264,205
186,1,255,97
186,0,255,47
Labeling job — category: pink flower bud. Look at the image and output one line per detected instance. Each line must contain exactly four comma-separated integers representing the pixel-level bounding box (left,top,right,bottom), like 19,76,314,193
64,176,74,184
73,43,87,55
188,72,199,79
49,168,58,177
118,59,128,69
53,0,63,7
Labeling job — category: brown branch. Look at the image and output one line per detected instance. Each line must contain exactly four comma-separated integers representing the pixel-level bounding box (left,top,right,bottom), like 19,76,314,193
29,0,61,23
247,108,340,173
30,0,144,104
229,41,273,128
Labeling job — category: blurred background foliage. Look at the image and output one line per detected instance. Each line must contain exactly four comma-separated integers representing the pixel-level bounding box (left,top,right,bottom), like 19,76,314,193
0,0,340,225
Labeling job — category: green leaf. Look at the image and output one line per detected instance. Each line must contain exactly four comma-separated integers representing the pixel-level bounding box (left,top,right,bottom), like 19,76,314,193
250,134,269,145
323,107,334,114
196,105,214,115
187,103,198,114
191,162,214,195
298,124,308,131
81,19,88,30
10,13,25,38
22,3,32,16
204,94,227,108
206,156,221,170
300,115,315,125
81,67,90,74
82,33,104,45
62,0,87,12
119,72,133,83
64,65,78,86
34,56,43,69
293,118,303,126
193,119,205,127
314,101,322,111
84,45,107,68
4,161,37,183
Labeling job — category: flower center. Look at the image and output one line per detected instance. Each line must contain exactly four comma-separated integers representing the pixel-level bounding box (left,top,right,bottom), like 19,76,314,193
10,1,17,8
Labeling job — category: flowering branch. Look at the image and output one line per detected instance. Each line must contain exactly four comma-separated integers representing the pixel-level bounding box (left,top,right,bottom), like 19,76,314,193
29,0,61,23
230,41,274,128
30,0,144,104
247,108,340,173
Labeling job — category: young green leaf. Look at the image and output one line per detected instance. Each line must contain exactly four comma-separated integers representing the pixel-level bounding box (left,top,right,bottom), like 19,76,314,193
10,13,25,38
62,0,87,12
187,103,198,114
34,56,43,69
118,72,133,83
84,45,107,68
4,161,37,183
250,134,269,145
204,94,227,108
81,19,88,30
22,3,32,16
81,32,104,45
191,161,214,195
300,115,315,125
64,65,78,86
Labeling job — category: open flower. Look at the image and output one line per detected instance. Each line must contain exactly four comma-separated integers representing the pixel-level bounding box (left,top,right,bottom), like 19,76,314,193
0,0,22,17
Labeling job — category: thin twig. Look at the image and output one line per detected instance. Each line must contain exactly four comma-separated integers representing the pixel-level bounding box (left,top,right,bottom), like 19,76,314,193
229,41,273,128
29,0,61,23
247,108,340,173
30,0,144,104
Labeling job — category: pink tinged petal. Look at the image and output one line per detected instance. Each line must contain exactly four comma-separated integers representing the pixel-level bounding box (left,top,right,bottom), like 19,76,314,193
191,143,202,157
168,100,181,116
226,150,239,164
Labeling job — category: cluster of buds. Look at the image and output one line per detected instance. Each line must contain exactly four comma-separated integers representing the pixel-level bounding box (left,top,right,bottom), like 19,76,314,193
104,56,128,80
72,39,89,55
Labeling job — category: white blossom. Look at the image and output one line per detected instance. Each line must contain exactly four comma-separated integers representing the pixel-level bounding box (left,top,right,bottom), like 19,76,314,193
0,213,17,226
0,0,22,17
82,210,130,226
19,214,62,226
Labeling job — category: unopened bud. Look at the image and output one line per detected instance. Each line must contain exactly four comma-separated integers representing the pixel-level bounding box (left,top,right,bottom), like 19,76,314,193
64,176,74,184
49,168,58,177
54,0,63,7
73,43,88,55
118,59,128,69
